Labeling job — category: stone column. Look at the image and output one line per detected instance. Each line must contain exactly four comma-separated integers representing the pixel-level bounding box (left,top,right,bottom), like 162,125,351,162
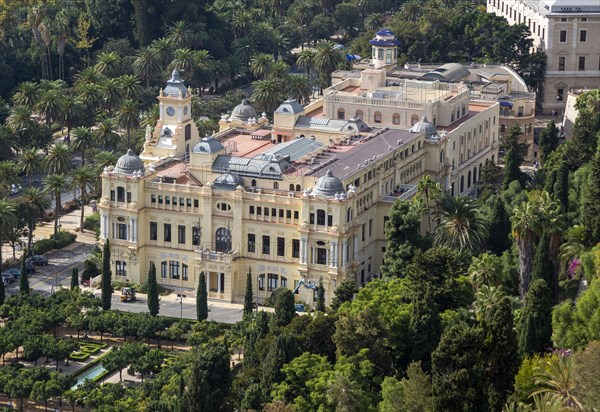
353,236,359,259
330,242,338,268
101,213,109,239
217,272,222,294
341,240,348,266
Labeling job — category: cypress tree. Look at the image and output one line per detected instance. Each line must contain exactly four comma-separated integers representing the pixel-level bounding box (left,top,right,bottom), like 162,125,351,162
487,197,511,256
543,168,558,195
273,289,295,327
243,269,253,315
316,279,325,312
554,159,569,212
538,120,559,164
503,147,522,189
101,239,112,310
19,256,29,295
484,297,518,412
432,323,487,412
409,286,441,372
0,272,4,305
583,146,600,244
532,230,557,301
71,268,79,290
196,271,208,321
147,262,159,316
517,279,553,357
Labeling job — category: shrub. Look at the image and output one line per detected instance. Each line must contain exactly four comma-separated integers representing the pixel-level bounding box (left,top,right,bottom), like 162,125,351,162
33,239,56,255
32,231,77,254
69,352,91,361
82,258,100,281
83,212,100,231
54,231,77,248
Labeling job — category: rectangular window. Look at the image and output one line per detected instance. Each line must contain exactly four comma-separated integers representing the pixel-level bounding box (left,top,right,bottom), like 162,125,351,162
248,234,256,253
292,239,300,258
558,56,565,71
259,274,265,291
161,261,167,278
110,190,115,201
257,207,262,216
192,226,200,246
578,56,585,71
310,213,315,224
279,209,284,218
262,235,270,255
250,206,255,215
374,113,382,123
327,215,333,226
170,261,179,279
172,197,177,206
369,218,373,237
165,196,170,205
151,194,156,203
194,199,199,208
316,248,327,265
164,223,171,242
559,30,566,42
182,264,188,281
264,207,269,216
117,223,128,240
557,89,564,101
268,274,278,292
178,225,186,244
272,208,277,217
150,222,157,241
126,192,131,203
158,195,163,204
385,49,392,64
580,29,587,42
116,260,127,276
281,277,287,288
186,198,191,207
117,187,125,202
293,211,299,220
180,197,184,206
277,237,285,257
362,224,365,242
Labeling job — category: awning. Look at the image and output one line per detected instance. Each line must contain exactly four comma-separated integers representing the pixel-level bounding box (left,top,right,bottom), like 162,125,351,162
499,101,513,107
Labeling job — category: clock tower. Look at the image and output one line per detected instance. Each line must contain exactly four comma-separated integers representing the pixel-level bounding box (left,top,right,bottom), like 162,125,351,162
140,69,200,162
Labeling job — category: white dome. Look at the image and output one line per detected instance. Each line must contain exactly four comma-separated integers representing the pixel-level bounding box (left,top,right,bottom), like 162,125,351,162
313,170,345,197
230,99,257,123
114,149,145,175
192,136,224,154
410,116,437,138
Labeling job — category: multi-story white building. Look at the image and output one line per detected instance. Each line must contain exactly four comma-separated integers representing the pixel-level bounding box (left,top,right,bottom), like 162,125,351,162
487,0,600,114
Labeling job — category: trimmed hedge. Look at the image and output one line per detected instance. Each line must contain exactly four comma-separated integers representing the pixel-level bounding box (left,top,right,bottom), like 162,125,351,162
69,352,91,361
83,212,100,231
33,231,77,254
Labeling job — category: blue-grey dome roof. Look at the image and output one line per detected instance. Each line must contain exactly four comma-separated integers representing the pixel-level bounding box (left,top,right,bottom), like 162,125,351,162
192,136,224,154
213,173,243,190
163,69,188,98
230,99,257,123
410,116,437,138
275,99,304,115
114,149,145,175
313,170,345,197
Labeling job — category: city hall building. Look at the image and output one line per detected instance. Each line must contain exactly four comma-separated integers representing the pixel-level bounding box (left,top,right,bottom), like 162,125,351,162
99,30,500,306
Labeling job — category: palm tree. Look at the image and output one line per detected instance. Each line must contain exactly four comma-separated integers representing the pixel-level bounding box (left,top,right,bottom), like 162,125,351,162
400,0,422,21
469,253,503,291
313,40,344,87
27,5,48,79
12,81,40,108
0,199,18,274
72,127,95,166
0,126,18,161
272,31,291,61
17,148,43,186
166,20,196,49
35,89,63,126
117,100,140,148
44,142,71,175
296,49,317,76
209,60,228,91
364,13,383,31
474,285,506,325
511,201,540,299
433,195,489,255
417,174,442,232
60,95,84,145
76,83,103,113
0,161,20,197
70,166,97,232
169,48,198,80
234,37,258,66
100,78,122,116
532,354,583,411
251,79,282,117
95,52,121,77
133,47,162,87
94,119,121,150
250,53,274,79
149,38,173,68
43,174,70,240
55,9,70,80
74,66,104,88
286,74,312,105
94,151,118,173
19,187,49,255
7,106,39,147
117,74,142,101
269,60,291,83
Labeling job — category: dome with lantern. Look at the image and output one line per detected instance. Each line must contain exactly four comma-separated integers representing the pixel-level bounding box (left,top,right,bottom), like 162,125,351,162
313,170,345,197
114,149,145,175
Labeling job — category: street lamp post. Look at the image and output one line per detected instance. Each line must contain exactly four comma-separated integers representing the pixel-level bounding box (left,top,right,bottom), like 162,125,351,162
177,294,186,319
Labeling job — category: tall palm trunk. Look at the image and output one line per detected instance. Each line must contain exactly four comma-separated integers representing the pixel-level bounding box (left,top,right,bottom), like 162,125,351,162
517,234,534,299
28,219,34,256
54,193,61,240
80,186,86,233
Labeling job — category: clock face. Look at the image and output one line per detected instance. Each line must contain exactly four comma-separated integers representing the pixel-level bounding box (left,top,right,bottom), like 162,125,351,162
183,106,188,115
166,106,175,116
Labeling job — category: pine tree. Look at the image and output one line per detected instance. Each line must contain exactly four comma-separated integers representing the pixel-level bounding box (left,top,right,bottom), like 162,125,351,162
484,297,518,412
70,268,79,290
583,146,600,244
538,120,559,164
196,271,208,321
182,343,230,411
19,256,29,295
487,197,511,256
101,239,112,310
532,230,557,301
432,323,487,412
147,262,159,316
316,279,325,312
409,286,440,372
517,279,553,357
243,269,253,315
503,147,522,189
554,159,569,212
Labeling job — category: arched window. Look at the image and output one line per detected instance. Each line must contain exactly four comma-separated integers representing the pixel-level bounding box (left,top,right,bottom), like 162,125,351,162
473,167,477,182
317,209,326,225
411,115,419,126
374,112,382,123
467,171,472,187
500,124,506,133
215,227,232,252
392,113,400,125
346,207,353,223
273,182,279,189
460,176,465,192
296,184,301,191
337,108,345,120
251,179,257,187
289,184,295,191
355,110,363,120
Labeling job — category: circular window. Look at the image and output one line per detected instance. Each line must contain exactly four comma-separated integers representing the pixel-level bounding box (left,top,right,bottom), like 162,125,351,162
316,240,325,246
217,202,231,211
183,106,188,115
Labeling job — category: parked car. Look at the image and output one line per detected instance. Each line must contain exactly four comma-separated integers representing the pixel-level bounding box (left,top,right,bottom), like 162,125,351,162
25,262,36,273
1,269,19,282
26,255,48,266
